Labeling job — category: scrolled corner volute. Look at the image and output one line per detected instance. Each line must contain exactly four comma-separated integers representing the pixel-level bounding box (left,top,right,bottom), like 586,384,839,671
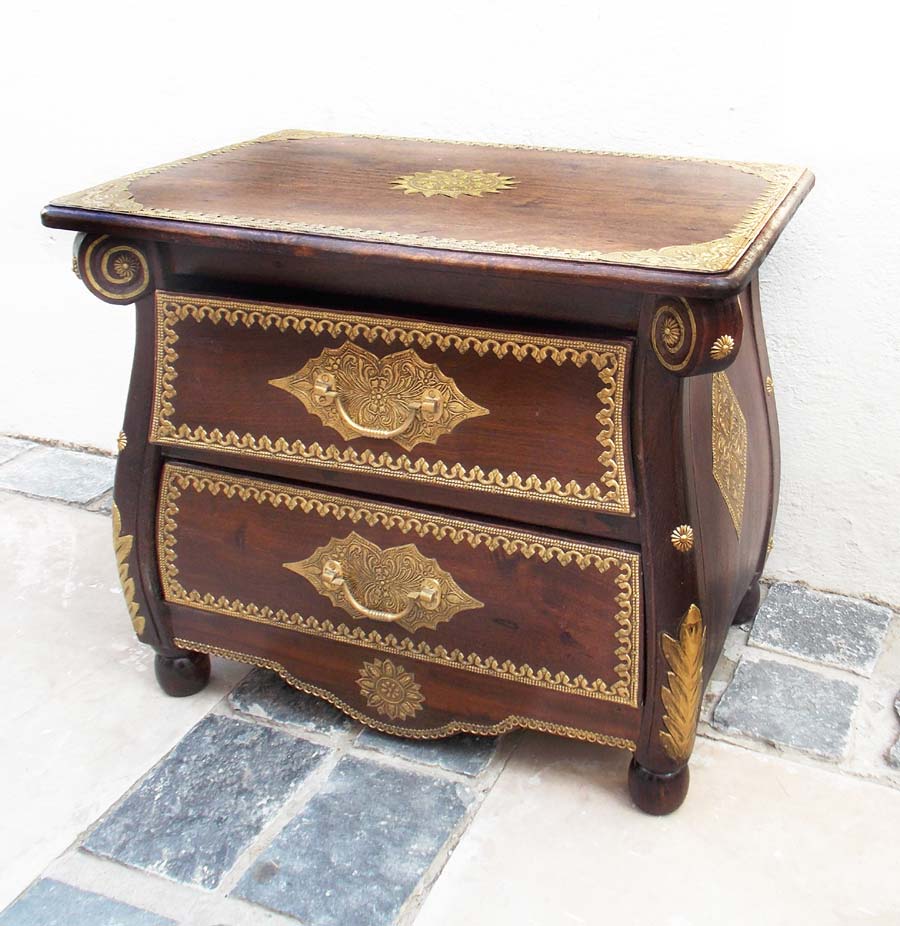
75,234,153,305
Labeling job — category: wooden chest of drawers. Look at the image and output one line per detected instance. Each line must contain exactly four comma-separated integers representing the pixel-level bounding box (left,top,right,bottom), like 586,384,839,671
42,130,813,813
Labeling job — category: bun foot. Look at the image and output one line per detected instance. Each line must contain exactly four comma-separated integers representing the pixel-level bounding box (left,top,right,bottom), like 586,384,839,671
733,580,762,625
628,758,690,815
154,650,211,697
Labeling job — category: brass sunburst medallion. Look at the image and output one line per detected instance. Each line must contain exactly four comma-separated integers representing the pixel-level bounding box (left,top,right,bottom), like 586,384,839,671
357,658,424,720
670,525,694,553
710,334,735,360
392,168,517,199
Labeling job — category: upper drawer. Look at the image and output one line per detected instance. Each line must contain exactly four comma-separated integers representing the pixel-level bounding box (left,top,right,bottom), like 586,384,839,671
150,292,633,515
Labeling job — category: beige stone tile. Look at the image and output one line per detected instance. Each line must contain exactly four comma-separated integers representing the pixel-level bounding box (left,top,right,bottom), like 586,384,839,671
0,496,248,908
415,735,900,926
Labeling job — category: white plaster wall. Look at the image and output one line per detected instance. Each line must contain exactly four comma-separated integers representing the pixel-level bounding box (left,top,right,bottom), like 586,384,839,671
3,2,898,603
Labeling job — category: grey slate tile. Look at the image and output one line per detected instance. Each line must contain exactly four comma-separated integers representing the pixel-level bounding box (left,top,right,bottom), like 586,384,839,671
84,714,327,889
890,693,900,770
356,728,497,777
0,437,35,466
0,446,115,504
890,736,900,769
234,754,474,926
712,656,859,759
749,582,893,676
0,879,173,926
228,668,354,734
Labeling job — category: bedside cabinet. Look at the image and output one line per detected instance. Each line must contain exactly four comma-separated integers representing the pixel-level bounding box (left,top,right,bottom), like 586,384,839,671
42,130,813,814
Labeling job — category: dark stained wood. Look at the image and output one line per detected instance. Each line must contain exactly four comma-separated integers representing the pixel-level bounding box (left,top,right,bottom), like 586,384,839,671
126,135,773,258
161,461,641,721
153,650,211,697
43,133,811,815
152,291,635,528
628,758,690,815
169,605,640,744
42,131,814,297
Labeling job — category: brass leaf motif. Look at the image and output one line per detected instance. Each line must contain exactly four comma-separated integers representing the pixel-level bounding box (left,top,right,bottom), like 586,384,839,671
357,657,424,720
712,372,747,536
269,342,488,451
112,502,145,636
284,531,483,634
659,604,706,763
392,168,517,198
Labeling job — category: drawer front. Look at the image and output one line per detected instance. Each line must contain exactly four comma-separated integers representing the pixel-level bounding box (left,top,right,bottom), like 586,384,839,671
159,464,641,744
150,292,633,516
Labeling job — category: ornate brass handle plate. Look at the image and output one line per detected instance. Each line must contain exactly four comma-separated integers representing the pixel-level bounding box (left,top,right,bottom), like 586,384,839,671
269,341,488,451
283,531,483,633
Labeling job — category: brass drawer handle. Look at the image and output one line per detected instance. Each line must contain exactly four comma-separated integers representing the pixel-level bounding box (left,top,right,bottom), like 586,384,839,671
283,531,483,633
269,342,488,451
313,372,444,440
321,557,442,621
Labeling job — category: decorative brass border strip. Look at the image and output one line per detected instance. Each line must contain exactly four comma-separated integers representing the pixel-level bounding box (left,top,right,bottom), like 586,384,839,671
174,637,636,750
52,129,805,273
159,464,641,706
151,292,631,514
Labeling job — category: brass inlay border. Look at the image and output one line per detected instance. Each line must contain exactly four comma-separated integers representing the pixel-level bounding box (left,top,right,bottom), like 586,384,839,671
712,371,748,536
173,637,637,749
151,293,631,514
52,129,805,274
159,464,640,706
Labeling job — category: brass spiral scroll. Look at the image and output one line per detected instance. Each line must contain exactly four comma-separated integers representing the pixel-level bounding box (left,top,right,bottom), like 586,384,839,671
76,234,152,304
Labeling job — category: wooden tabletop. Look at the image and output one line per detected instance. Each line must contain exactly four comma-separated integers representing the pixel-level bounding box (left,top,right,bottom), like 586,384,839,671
44,130,813,288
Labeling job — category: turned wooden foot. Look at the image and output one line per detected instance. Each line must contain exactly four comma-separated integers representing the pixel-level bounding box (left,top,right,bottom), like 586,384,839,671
154,649,211,697
628,758,690,815
733,580,762,625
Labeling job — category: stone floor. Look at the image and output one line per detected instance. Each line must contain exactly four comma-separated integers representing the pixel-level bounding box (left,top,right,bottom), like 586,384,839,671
2,436,899,925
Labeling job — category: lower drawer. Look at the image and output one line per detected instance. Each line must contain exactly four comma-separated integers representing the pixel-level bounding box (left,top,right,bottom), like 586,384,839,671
159,462,642,747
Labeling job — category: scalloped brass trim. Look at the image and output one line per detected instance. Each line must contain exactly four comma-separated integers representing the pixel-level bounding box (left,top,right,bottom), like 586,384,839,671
52,129,805,273
159,464,640,706
173,637,637,749
151,293,630,514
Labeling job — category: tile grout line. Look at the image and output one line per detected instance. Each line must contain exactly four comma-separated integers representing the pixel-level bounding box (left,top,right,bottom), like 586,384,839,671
43,849,307,926
213,726,354,897
395,733,523,926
